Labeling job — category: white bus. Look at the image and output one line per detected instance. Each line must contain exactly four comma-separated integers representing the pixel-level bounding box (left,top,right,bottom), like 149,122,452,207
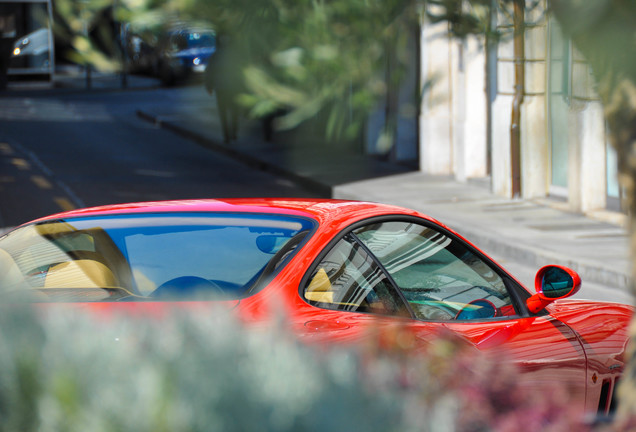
2,0,54,82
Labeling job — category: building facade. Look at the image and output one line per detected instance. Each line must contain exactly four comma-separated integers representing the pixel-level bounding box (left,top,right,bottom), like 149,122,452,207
417,1,623,223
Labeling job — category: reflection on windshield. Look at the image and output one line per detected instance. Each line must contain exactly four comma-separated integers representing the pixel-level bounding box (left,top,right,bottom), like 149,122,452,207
0,213,313,302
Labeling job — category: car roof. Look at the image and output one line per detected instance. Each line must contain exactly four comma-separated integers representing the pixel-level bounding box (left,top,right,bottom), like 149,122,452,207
26,198,430,229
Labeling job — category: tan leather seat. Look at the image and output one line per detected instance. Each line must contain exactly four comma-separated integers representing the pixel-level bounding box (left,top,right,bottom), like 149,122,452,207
44,260,118,288
304,268,334,303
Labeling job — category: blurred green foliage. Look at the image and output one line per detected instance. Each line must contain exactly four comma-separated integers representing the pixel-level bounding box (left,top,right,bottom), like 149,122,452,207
53,0,425,145
52,0,119,70
188,0,422,144
51,0,526,145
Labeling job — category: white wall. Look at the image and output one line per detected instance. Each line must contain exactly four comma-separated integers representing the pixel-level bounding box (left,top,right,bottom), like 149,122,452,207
452,38,488,181
521,23,548,199
420,21,453,175
418,3,612,216
420,22,487,180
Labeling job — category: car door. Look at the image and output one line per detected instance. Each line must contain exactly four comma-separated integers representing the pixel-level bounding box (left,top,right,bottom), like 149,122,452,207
300,216,588,407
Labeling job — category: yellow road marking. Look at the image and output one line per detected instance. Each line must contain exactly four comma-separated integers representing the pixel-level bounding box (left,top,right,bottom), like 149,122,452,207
0,143,13,155
11,158,30,170
54,197,75,212
31,175,52,189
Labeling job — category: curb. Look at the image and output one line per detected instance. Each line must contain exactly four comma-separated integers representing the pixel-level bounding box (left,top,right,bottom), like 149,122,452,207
136,110,332,197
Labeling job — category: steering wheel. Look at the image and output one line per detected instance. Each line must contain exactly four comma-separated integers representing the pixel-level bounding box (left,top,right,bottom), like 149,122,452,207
151,276,225,299
455,298,498,320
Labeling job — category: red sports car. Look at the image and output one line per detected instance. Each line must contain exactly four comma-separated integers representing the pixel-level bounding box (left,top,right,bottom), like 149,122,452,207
0,198,631,416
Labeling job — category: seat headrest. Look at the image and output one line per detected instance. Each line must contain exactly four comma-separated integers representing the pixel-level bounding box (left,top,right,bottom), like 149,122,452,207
305,268,334,303
44,260,118,288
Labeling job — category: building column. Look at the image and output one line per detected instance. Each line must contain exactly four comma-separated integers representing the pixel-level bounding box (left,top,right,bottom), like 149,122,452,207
419,20,452,175
491,23,515,197
452,37,488,181
568,103,607,212
419,20,487,180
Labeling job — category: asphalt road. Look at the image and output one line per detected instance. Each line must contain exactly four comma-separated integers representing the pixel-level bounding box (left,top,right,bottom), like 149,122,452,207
0,85,320,228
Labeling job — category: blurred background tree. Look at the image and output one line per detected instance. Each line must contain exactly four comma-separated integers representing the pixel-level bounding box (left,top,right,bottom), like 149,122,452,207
55,0,423,149
53,0,121,70
188,0,422,148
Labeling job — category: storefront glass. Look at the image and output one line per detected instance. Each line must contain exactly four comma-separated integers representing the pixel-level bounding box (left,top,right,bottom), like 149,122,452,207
548,17,569,197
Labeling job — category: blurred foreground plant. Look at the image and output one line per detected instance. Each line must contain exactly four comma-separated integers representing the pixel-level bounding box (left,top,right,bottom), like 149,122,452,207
0,303,594,432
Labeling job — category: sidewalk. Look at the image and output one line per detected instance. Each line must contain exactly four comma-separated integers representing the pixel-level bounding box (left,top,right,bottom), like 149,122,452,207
7,65,162,93
135,85,632,303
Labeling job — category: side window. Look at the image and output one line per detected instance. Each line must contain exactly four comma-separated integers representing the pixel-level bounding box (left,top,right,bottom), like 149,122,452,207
303,235,408,316
353,221,515,321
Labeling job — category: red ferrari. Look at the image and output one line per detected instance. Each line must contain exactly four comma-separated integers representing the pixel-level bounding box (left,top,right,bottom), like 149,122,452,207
0,198,631,416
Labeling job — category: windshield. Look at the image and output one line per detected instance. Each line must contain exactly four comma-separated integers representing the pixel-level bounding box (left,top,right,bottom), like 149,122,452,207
186,32,215,48
0,213,314,302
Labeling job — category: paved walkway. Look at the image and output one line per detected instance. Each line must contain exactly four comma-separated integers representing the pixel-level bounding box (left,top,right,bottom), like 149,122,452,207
8,70,634,304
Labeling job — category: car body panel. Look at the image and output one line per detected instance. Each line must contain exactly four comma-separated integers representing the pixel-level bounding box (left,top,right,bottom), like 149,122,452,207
548,300,632,414
1,198,632,415
241,257,592,407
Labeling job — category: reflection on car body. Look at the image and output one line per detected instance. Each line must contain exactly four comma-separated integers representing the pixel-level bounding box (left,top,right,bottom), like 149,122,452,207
0,198,632,417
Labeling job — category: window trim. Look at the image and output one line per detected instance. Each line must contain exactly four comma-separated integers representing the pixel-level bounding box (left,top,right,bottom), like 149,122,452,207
345,232,417,319
299,215,533,321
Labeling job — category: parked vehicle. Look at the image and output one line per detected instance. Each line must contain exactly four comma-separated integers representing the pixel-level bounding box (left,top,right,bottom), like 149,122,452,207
11,28,51,69
152,26,215,85
0,198,632,416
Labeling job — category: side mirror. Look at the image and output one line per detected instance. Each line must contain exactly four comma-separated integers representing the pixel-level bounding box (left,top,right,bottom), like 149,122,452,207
526,265,581,314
